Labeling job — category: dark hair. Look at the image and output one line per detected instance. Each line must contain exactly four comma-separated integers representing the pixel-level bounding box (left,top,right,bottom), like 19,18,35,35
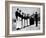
17,8,19,10
35,12,37,14
19,10,21,12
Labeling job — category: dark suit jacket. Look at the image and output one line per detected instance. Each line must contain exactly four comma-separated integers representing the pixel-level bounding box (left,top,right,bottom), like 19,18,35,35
15,11,18,18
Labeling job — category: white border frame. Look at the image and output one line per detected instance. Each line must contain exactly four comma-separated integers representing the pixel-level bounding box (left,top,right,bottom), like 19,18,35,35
9,4,43,34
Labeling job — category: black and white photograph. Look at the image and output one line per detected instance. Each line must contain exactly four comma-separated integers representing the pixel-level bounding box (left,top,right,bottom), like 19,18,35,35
5,1,45,37
12,7,40,31
8,3,44,35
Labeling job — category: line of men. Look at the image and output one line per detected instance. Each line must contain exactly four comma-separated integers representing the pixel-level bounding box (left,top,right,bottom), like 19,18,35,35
15,8,38,30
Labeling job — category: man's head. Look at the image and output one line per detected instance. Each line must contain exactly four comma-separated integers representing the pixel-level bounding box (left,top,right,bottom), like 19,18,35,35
19,10,21,12
35,12,37,14
22,12,24,16
17,8,19,11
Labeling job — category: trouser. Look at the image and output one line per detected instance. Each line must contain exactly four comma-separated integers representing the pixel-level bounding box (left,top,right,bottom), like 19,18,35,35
22,19,25,27
25,19,27,26
36,20,38,27
21,19,23,28
16,17,22,28
30,19,34,25
27,19,30,26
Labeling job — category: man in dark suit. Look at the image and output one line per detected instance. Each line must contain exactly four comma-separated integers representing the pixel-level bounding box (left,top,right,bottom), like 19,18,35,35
35,12,38,27
15,8,19,20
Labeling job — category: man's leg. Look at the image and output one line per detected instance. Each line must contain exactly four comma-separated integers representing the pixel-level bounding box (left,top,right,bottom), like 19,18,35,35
36,20,38,27
21,19,23,28
22,19,24,27
24,19,25,28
